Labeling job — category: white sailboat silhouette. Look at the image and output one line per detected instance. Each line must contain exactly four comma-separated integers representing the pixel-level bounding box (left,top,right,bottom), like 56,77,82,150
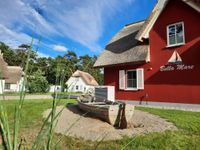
168,51,182,64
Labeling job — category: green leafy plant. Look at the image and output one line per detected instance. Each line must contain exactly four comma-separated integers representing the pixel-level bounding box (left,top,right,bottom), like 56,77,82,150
0,36,64,150
0,36,34,150
27,69,50,93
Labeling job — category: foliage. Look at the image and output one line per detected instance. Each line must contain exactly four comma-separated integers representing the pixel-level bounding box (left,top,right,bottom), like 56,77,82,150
27,69,50,93
0,42,103,85
0,42,17,66
79,55,103,85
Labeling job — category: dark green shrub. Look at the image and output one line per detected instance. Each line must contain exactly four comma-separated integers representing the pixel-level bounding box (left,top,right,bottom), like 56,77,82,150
27,70,49,93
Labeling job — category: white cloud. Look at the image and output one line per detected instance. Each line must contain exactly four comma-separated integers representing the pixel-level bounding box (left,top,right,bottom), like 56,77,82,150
0,0,136,52
44,0,135,52
37,51,50,58
0,24,32,48
52,45,68,52
0,0,58,35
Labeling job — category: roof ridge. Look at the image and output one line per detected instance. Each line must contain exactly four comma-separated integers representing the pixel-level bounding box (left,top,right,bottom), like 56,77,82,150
7,66,22,68
125,20,146,27
71,70,99,86
77,70,90,75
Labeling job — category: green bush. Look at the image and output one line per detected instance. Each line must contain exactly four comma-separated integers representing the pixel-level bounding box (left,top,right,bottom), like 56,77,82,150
27,70,50,93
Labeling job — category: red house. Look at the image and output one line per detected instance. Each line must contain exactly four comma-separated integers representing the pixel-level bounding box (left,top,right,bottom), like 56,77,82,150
94,0,200,105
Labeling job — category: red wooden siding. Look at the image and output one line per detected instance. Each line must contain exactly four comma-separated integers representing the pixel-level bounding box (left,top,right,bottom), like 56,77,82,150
104,0,200,104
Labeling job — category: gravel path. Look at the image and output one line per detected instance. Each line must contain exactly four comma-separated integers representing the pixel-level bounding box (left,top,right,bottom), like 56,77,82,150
43,104,177,141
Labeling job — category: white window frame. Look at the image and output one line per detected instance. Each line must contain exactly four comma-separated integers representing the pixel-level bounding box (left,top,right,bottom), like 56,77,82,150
125,68,144,91
166,22,185,47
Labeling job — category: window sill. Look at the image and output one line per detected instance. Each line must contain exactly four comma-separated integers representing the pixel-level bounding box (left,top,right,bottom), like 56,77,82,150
125,88,138,91
166,43,185,48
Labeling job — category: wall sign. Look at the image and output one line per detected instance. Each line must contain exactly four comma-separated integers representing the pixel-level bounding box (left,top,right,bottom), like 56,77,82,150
160,50,194,72
160,64,194,72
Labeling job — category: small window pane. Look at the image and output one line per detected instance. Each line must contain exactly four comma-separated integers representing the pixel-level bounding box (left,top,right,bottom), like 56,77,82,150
128,72,132,79
133,80,137,87
168,25,175,35
176,34,183,43
127,80,137,88
176,24,183,43
127,80,133,88
5,83,10,90
169,35,176,45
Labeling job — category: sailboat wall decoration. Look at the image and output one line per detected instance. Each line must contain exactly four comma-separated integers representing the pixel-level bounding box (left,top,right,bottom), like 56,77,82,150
168,51,182,65
160,50,194,72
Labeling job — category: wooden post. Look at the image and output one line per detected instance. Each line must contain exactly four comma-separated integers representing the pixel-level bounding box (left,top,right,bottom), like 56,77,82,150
117,103,127,129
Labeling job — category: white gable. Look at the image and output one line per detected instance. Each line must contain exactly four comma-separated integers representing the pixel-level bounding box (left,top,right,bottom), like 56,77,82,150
66,76,95,93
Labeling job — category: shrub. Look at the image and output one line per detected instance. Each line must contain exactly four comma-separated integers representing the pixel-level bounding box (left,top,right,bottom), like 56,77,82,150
27,70,50,93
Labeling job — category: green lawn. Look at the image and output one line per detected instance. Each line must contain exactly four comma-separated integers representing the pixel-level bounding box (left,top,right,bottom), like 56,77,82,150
1,99,76,128
0,92,53,96
0,99,200,150
0,92,81,96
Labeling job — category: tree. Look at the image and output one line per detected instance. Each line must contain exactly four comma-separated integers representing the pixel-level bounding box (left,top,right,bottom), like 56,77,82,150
79,55,103,85
64,50,79,77
45,51,79,85
27,69,49,93
15,44,37,71
0,42,17,65
0,42,103,86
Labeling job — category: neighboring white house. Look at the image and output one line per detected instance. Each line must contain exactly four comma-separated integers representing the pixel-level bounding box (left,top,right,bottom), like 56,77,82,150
0,51,24,94
66,70,99,93
0,52,8,94
4,66,24,92
49,85,62,92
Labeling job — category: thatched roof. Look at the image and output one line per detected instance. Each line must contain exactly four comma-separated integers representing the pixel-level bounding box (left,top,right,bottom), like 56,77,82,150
94,21,149,68
72,70,99,86
5,66,23,84
0,51,8,79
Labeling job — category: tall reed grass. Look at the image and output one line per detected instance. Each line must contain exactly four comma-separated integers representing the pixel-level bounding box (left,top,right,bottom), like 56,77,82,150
0,35,132,150
0,36,67,149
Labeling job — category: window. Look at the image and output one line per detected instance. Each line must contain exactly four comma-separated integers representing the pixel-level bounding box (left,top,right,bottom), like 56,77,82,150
119,69,144,90
76,85,79,90
127,70,137,88
5,83,10,90
167,22,185,47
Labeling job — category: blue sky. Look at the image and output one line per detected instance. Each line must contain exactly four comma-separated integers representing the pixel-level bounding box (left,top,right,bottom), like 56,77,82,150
0,0,157,58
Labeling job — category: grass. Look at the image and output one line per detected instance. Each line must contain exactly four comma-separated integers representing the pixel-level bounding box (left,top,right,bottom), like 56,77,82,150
0,92,81,96
137,107,200,133
1,100,200,149
2,99,76,128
